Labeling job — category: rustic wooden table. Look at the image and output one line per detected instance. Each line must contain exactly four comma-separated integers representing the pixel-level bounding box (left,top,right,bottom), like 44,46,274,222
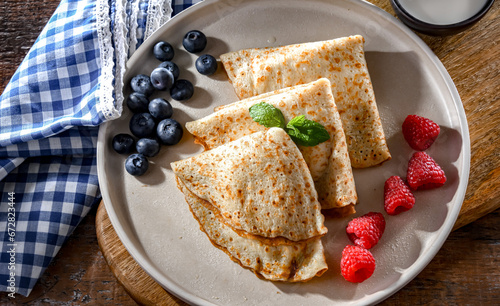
1,0,499,305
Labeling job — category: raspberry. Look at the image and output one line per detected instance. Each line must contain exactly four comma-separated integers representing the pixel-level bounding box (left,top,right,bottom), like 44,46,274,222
384,176,416,215
407,152,446,190
340,245,376,283
346,212,385,249
402,115,440,151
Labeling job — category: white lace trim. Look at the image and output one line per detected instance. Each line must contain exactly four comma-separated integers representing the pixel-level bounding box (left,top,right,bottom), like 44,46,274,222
145,0,173,40
128,0,140,57
96,0,119,120
112,0,130,120
97,0,173,121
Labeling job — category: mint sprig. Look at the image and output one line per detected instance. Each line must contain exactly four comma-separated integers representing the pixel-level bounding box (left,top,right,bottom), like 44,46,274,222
249,102,286,129
249,102,330,147
286,115,331,147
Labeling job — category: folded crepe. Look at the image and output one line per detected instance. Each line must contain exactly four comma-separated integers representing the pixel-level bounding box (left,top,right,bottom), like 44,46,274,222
176,178,328,282
186,78,357,211
220,35,391,168
172,128,327,241
171,128,328,281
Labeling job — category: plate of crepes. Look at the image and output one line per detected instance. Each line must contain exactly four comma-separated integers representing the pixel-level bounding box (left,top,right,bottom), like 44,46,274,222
97,0,470,305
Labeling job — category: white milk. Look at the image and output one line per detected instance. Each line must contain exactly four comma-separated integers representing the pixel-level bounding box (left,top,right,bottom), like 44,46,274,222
398,0,489,25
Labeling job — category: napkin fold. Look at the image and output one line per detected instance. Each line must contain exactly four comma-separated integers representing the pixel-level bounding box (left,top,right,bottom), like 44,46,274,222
0,0,201,296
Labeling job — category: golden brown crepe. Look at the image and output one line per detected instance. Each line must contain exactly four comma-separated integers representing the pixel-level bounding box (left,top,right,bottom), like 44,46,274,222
186,79,357,211
171,128,327,241
171,128,328,281
220,35,391,168
176,179,328,282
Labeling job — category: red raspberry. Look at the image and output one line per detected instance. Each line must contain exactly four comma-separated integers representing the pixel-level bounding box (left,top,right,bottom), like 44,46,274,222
340,245,376,283
346,212,385,249
402,115,440,151
407,152,446,190
384,176,416,215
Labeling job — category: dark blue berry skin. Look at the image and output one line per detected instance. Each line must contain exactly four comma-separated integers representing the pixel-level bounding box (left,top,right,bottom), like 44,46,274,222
130,74,155,97
153,41,175,61
126,92,149,113
125,153,149,176
183,30,207,53
157,119,183,145
112,134,135,154
130,113,156,138
158,61,180,81
148,98,173,121
195,54,218,75
136,138,161,157
170,79,194,101
150,67,174,91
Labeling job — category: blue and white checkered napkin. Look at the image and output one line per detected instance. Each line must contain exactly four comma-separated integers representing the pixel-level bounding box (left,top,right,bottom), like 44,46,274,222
0,0,201,297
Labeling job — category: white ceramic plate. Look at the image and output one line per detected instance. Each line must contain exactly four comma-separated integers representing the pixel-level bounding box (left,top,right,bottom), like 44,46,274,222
97,0,470,304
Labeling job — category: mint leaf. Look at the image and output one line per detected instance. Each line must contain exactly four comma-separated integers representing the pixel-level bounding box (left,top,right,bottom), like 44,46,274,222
285,115,330,147
249,102,286,129
249,103,329,147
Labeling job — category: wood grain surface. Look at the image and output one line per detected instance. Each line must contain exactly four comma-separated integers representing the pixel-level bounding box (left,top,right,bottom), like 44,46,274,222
0,0,499,305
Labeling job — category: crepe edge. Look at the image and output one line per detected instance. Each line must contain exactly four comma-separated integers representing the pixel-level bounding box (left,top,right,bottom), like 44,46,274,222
173,173,326,246
175,176,328,282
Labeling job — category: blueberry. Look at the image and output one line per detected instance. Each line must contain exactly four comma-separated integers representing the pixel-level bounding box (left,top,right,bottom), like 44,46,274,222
125,153,149,176
195,54,218,75
183,30,207,53
130,74,155,97
157,119,183,145
150,67,174,91
153,41,175,61
112,134,135,154
158,61,180,81
130,113,156,138
170,79,194,101
126,92,149,113
149,98,173,120
136,138,161,157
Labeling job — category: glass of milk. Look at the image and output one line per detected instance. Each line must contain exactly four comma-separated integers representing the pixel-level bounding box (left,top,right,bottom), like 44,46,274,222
389,0,495,35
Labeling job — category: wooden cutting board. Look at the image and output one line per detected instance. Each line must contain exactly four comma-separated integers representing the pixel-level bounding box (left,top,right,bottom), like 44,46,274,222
96,202,186,306
95,1,499,305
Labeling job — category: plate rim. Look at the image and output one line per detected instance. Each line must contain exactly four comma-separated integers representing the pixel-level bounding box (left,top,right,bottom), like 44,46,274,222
97,0,471,304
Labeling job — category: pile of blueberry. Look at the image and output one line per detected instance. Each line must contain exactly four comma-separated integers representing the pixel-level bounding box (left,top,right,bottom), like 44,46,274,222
113,30,218,176
112,99,183,176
